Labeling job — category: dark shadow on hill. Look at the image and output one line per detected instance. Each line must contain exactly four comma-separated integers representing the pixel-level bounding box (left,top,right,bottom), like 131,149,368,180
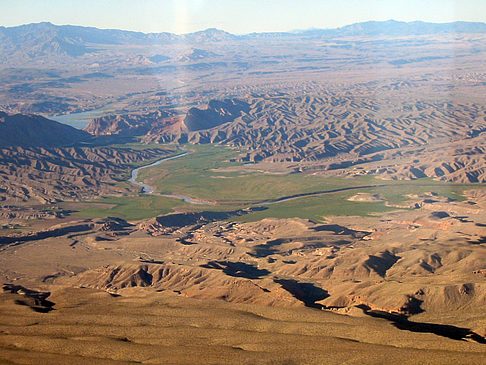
249,236,354,258
357,304,486,344
184,99,250,131
153,207,267,229
3,284,55,313
201,261,270,279
0,217,133,247
312,224,370,239
430,211,450,219
364,250,401,277
469,236,486,245
453,215,473,223
0,223,93,246
249,238,293,258
84,135,140,147
274,279,329,308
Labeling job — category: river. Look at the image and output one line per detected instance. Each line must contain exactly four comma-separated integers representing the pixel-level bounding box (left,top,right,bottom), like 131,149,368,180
49,107,114,129
128,150,214,205
129,150,431,208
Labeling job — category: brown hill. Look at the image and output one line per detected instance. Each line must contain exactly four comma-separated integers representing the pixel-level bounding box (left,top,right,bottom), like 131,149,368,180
1,198,485,334
68,262,301,307
0,146,174,203
0,111,90,147
1,287,485,364
84,99,250,137
83,109,180,136
182,99,250,132
140,95,486,183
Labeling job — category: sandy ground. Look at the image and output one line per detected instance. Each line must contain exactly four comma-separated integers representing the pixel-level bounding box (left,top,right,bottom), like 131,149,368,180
0,190,485,363
0,287,485,365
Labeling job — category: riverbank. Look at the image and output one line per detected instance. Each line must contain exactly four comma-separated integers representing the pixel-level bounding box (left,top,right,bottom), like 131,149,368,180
128,149,215,205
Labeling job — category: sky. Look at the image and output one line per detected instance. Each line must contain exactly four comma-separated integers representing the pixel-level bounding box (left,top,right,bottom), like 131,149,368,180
0,0,485,34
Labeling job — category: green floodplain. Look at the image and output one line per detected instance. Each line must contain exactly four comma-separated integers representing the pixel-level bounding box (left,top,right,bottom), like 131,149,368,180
65,143,486,222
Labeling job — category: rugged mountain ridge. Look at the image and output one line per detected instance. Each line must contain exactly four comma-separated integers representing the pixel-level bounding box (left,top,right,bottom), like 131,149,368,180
84,95,486,183
83,98,249,136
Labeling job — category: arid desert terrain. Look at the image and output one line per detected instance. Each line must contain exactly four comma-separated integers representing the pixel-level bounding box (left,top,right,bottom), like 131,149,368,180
0,20,485,364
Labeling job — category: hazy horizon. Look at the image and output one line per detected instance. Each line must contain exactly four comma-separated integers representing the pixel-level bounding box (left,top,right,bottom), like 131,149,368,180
1,0,485,35
3,18,486,36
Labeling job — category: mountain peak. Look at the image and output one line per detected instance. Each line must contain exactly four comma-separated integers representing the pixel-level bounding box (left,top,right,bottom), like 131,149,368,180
183,27,236,42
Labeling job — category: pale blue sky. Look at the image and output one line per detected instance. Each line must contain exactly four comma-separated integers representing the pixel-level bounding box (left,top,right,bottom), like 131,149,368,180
0,0,485,34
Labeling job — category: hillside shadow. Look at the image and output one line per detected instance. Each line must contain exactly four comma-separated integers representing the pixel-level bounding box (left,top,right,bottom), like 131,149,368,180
3,284,55,313
312,224,370,239
357,305,486,344
468,236,486,245
249,238,293,258
274,279,329,308
155,207,267,229
201,261,270,279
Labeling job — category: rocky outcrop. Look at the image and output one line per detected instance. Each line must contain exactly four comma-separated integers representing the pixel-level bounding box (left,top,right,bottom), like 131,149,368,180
67,262,302,307
139,208,264,235
0,217,132,246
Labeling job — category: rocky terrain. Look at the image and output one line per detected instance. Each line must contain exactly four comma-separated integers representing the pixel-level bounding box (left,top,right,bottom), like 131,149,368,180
84,109,181,137
0,111,172,204
84,95,486,183
0,109,177,206
0,145,174,204
0,19,485,363
2,191,484,316
0,189,485,363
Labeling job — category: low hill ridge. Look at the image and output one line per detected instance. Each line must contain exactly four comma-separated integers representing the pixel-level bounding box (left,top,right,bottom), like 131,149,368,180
0,111,90,147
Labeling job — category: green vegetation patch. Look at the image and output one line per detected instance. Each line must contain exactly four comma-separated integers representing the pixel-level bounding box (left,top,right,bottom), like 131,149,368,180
71,143,485,222
374,179,473,204
138,144,480,205
238,189,397,223
140,144,385,202
68,195,187,220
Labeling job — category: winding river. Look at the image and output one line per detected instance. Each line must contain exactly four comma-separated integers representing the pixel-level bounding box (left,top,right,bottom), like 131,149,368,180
129,150,214,205
129,149,449,207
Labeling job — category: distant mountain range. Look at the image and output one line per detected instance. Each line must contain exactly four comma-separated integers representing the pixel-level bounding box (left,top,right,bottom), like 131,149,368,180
301,19,486,37
1,20,486,58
